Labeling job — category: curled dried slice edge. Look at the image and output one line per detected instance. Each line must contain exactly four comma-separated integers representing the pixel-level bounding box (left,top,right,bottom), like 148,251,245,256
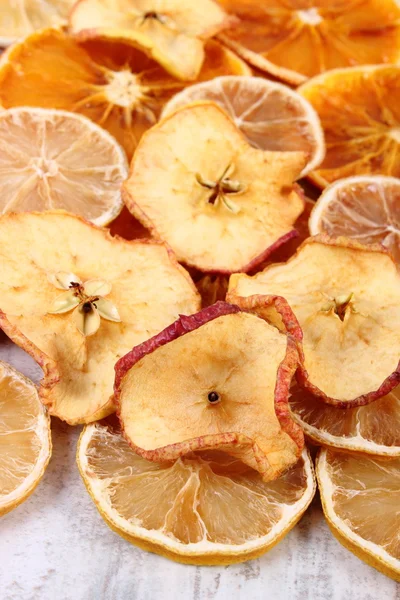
228,235,400,407
114,299,304,482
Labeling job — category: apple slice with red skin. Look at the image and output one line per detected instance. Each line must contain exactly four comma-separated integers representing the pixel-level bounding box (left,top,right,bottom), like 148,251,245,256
114,299,304,482
229,235,400,407
123,102,307,274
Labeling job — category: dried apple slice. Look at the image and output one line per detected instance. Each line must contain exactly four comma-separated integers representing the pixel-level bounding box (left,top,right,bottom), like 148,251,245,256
0,212,200,425
69,0,234,81
115,300,304,482
123,102,307,273
229,236,400,407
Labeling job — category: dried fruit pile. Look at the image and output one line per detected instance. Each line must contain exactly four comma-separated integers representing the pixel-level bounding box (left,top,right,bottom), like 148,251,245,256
0,0,399,581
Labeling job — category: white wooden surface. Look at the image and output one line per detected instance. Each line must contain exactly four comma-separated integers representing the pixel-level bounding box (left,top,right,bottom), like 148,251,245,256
1,332,399,600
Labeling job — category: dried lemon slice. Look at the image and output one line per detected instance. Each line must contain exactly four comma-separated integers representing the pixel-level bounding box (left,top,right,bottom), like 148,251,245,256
217,0,400,84
78,419,315,565
69,0,234,80
229,236,400,406
115,300,304,481
317,449,400,581
0,29,250,161
0,211,200,424
0,107,127,225
309,176,400,265
123,102,306,273
0,0,75,46
290,383,400,456
162,76,325,176
0,361,51,516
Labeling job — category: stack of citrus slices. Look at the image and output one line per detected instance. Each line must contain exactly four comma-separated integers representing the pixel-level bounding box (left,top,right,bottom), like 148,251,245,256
0,0,400,584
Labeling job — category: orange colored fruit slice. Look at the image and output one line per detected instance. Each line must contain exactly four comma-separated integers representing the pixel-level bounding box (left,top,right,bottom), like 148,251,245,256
162,76,325,176
290,383,400,456
317,449,400,581
0,28,250,161
0,107,127,224
69,0,235,80
309,176,400,265
299,65,400,187
0,0,75,46
218,0,400,85
0,361,51,516
78,420,315,565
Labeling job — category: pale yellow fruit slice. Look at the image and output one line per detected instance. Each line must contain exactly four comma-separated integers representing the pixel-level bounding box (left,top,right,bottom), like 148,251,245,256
78,420,315,565
0,107,128,226
317,448,400,581
0,361,51,516
0,211,200,425
162,76,325,176
69,0,234,81
229,236,400,406
115,302,304,482
0,0,75,46
290,383,400,456
309,176,400,265
124,102,306,273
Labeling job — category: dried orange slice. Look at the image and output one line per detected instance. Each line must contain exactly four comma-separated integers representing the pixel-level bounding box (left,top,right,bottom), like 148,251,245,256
0,361,51,516
0,0,75,46
0,29,249,162
69,0,235,80
229,236,400,407
299,65,400,187
115,300,304,481
162,76,324,176
78,419,315,565
290,383,400,456
317,449,400,581
309,176,400,265
124,102,306,273
0,211,200,425
218,0,400,85
0,107,127,225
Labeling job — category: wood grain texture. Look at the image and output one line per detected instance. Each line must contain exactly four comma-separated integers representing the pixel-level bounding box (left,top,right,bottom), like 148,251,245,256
1,332,399,600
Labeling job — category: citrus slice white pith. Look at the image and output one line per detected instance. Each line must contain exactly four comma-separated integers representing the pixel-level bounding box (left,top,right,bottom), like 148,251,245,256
123,102,306,273
309,176,400,265
162,76,325,176
0,361,51,516
78,420,315,565
229,236,400,406
0,107,128,226
290,383,400,456
0,211,200,425
317,448,400,581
